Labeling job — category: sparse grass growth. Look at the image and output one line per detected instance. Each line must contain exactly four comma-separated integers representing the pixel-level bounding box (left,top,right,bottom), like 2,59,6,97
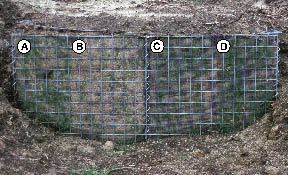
194,0,199,7
18,37,71,131
70,165,132,175
114,144,133,152
13,169,21,173
151,36,276,135
178,155,188,160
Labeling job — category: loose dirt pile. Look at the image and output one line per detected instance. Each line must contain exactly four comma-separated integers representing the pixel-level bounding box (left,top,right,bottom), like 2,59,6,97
8,0,288,37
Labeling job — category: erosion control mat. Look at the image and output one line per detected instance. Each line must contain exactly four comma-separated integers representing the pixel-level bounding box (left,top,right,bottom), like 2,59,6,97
11,32,280,144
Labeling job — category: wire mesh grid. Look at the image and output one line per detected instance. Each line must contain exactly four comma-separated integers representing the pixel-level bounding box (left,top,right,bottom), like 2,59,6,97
11,33,280,144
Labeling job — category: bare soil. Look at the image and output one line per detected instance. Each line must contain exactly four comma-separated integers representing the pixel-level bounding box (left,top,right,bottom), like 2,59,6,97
1,0,288,174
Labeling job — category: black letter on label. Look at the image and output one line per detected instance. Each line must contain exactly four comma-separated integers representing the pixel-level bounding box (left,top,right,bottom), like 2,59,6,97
153,42,160,51
77,43,83,51
21,43,29,51
221,43,227,50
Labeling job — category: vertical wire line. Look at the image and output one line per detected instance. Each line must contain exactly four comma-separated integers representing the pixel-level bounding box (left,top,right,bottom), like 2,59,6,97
133,37,138,142
254,36,258,127
77,36,83,137
189,37,193,136
122,36,126,144
100,37,104,142
155,38,159,136
44,36,47,122
33,36,37,114
23,37,27,109
88,37,93,136
112,35,116,142
242,36,247,128
178,37,181,134
233,35,236,129
56,35,60,129
45,38,49,124
275,34,280,100
66,35,72,133
144,35,150,140
189,74,192,136
210,38,214,131
221,45,225,133
168,35,170,120
244,40,249,124
11,35,16,89
200,36,204,135
264,35,268,115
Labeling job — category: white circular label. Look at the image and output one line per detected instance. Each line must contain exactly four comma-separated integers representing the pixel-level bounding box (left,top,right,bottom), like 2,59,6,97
217,40,230,53
151,39,164,53
17,39,31,54
72,39,86,54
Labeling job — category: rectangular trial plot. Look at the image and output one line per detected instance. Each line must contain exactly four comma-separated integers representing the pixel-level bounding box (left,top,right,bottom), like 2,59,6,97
11,33,280,143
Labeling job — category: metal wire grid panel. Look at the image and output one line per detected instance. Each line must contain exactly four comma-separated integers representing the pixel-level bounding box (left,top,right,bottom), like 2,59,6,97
11,33,280,143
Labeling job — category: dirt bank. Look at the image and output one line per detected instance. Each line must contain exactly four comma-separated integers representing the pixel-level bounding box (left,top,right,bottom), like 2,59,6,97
0,0,288,174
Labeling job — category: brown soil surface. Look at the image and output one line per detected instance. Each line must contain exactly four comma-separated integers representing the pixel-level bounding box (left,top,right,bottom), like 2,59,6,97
0,0,288,174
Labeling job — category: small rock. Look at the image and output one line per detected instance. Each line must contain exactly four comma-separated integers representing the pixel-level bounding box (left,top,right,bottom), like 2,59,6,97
253,0,268,9
103,141,114,151
193,149,205,157
77,145,94,154
228,135,240,141
0,139,5,150
15,23,29,30
265,166,280,174
0,161,4,169
268,125,280,139
0,88,6,102
22,151,33,157
0,40,3,50
117,151,124,155
45,168,57,175
271,125,279,133
16,19,33,26
0,17,5,27
272,110,278,116
26,173,35,175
